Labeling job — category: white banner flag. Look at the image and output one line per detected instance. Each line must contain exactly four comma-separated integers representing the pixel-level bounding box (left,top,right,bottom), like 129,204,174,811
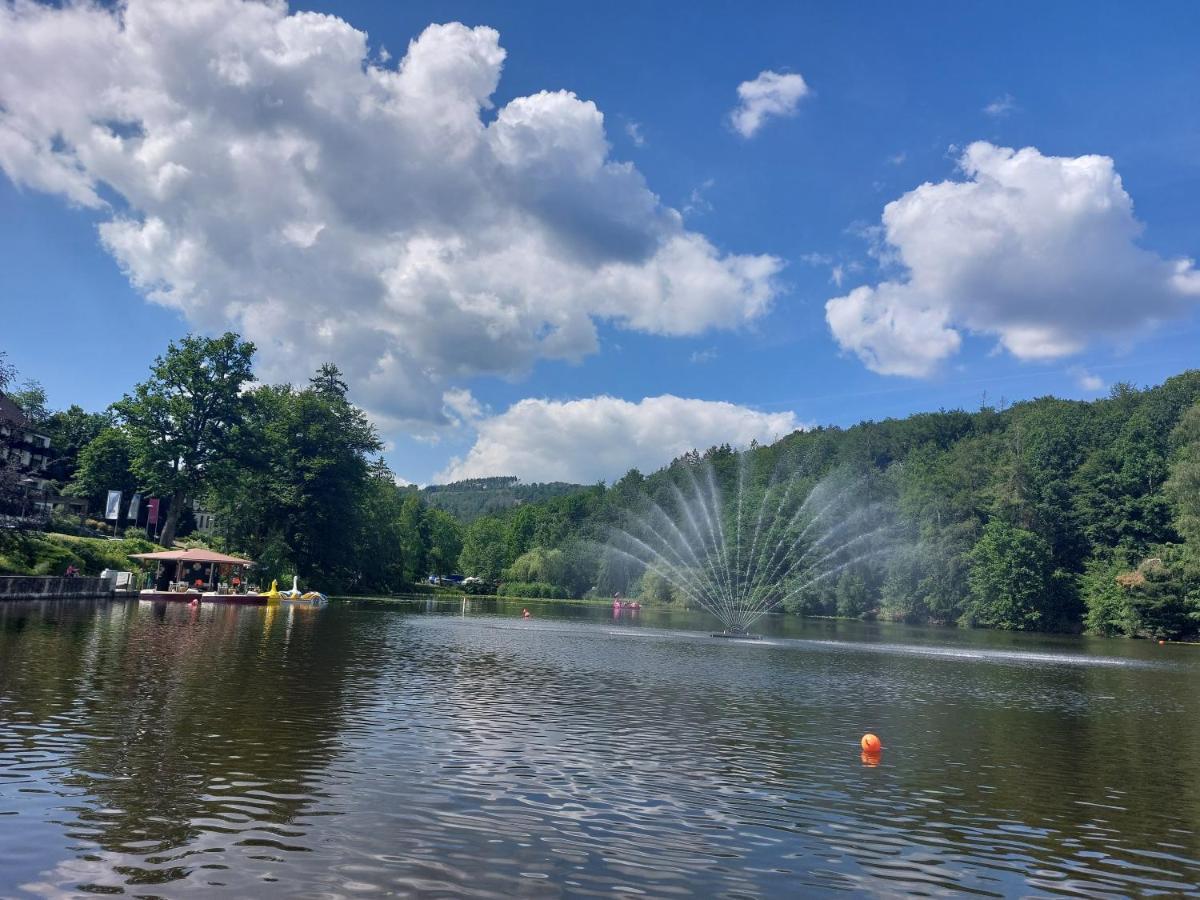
127,493,141,521
105,490,122,521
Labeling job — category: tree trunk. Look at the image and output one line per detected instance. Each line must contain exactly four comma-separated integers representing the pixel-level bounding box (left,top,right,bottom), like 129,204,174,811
160,487,186,547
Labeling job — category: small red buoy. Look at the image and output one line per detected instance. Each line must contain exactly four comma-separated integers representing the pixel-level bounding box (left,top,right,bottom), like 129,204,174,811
522,608,531,619
1158,639,1166,645
861,733,882,753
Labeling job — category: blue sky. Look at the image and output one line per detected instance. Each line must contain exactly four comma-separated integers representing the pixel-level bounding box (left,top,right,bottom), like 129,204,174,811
2,0,1198,484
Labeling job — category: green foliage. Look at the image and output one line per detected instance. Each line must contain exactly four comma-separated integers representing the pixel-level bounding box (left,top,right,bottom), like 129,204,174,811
309,362,349,399
69,428,138,513
0,350,15,393
425,508,464,576
10,330,1200,638
422,477,586,522
1165,402,1200,546
0,532,157,577
458,517,508,582
835,570,870,618
42,405,111,485
7,380,49,426
1082,551,1141,637
113,332,256,545
966,520,1056,630
497,581,567,599
205,376,382,589
504,546,562,584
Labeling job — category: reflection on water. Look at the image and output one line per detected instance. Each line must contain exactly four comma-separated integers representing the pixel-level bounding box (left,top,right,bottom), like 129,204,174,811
1,598,1198,897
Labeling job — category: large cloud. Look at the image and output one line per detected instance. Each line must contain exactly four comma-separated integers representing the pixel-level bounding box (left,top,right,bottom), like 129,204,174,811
0,0,783,425
438,395,800,483
826,142,1200,376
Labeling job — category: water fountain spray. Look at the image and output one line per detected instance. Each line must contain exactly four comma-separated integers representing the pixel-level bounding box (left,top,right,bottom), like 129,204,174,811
607,458,895,638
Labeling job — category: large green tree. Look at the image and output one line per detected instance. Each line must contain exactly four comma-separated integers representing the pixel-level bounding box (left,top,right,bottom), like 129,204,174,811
425,508,464,576
459,517,508,582
966,519,1056,630
69,428,139,518
113,333,255,546
43,405,111,485
207,374,382,586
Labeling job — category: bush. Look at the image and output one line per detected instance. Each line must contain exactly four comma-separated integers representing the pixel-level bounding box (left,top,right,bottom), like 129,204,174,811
462,578,496,595
496,581,567,599
0,532,159,577
44,513,106,538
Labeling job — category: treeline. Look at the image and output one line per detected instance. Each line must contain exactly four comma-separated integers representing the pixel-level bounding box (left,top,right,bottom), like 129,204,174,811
6,337,1200,637
1,337,462,594
453,372,1200,639
422,477,587,523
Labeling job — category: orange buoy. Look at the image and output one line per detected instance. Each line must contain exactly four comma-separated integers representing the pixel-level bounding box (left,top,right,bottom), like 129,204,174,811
861,750,882,767
522,608,531,619
1158,639,1166,645
861,733,882,753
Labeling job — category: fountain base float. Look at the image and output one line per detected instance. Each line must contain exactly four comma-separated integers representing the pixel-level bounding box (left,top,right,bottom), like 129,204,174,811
710,631,762,640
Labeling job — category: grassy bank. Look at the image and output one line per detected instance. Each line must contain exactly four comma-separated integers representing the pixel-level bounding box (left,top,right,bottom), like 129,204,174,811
0,531,159,577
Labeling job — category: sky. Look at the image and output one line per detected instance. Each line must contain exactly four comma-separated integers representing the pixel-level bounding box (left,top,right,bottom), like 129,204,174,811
1,0,1198,486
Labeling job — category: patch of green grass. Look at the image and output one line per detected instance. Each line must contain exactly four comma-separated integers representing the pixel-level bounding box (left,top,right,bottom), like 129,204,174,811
0,531,160,577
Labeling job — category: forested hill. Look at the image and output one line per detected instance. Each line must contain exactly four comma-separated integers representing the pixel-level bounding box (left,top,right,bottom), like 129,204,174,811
455,371,1200,639
422,477,587,522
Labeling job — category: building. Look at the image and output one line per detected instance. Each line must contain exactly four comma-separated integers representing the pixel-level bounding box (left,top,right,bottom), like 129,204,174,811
192,499,218,536
0,392,54,519
0,392,52,489
0,392,89,520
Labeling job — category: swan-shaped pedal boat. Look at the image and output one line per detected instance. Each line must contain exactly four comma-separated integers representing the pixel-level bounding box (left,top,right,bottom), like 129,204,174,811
263,576,329,605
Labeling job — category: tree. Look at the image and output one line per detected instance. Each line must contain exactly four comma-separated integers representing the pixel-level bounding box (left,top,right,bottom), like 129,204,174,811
425,508,463,576
1082,552,1140,637
43,405,111,484
69,428,138,516
459,517,508,582
353,461,411,591
0,351,15,393
1165,402,1200,546
309,362,349,399
113,333,256,546
835,570,870,618
966,520,1055,630
207,376,382,585
7,381,48,427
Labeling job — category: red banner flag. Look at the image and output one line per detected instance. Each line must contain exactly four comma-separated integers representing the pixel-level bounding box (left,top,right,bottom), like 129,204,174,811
147,497,160,525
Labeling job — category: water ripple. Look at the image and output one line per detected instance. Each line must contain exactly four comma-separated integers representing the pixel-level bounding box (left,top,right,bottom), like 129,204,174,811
0,600,1197,897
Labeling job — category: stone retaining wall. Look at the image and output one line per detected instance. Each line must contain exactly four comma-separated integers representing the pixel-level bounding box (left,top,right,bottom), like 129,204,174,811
0,576,112,601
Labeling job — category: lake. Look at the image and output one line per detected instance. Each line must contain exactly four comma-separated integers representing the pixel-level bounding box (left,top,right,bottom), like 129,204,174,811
1,597,1197,897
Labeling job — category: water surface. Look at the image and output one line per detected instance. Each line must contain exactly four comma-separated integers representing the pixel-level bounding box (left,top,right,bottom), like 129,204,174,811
1,598,1197,897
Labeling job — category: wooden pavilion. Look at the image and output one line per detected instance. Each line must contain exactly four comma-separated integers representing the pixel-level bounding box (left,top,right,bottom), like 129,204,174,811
130,548,263,603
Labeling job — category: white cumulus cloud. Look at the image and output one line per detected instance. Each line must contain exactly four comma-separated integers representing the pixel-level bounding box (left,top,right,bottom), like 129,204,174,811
437,395,800,483
826,142,1200,377
0,0,783,427
730,70,810,138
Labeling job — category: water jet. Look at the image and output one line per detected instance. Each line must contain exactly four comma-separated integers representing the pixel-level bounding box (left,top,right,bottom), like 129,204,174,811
607,459,896,637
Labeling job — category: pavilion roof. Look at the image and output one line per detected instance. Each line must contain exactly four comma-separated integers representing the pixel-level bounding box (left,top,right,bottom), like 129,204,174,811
129,548,255,565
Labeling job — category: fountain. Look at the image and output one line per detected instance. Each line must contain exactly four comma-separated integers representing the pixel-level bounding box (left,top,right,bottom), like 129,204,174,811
607,458,896,638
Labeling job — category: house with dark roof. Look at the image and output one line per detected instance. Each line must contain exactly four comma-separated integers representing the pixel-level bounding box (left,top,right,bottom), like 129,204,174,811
1,391,56,518
0,392,52,484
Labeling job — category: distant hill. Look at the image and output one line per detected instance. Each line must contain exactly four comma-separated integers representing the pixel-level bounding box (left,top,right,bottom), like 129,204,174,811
422,476,587,523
